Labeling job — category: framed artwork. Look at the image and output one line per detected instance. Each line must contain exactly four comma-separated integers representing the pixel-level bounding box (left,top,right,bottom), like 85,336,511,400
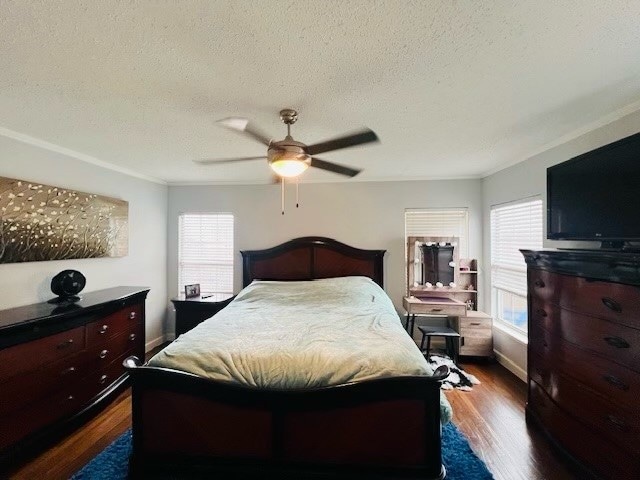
0,176,128,263
184,284,201,298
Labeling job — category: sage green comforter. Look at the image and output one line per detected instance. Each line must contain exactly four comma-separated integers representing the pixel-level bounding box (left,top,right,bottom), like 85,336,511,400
150,276,452,424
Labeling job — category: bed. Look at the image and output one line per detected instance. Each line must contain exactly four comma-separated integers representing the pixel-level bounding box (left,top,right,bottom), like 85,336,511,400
124,237,450,479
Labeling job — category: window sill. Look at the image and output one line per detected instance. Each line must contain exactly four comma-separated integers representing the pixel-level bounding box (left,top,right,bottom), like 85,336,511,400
493,321,528,345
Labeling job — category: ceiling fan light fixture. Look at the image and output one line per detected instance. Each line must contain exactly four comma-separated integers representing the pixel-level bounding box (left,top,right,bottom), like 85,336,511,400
269,159,309,177
268,149,310,178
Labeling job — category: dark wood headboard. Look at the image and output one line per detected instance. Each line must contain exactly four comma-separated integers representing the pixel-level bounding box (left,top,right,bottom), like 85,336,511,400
240,237,385,288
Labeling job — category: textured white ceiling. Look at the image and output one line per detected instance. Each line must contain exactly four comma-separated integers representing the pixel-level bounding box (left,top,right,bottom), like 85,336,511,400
1,1,640,184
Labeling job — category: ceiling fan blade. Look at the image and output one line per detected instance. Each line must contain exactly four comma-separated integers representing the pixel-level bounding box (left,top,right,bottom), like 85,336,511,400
310,157,362,177
194,156,267,165
216,117,273,146
305,128,378,156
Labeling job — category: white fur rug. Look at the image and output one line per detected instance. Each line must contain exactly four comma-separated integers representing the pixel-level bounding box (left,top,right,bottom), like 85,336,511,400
426,354,481,391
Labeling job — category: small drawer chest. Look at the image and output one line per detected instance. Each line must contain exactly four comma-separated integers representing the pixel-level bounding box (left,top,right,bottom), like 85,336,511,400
522,249,640,479
0,286,149,469
458,311,492,357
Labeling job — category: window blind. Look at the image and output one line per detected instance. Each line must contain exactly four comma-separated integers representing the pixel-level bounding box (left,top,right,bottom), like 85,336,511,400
178,213,234,297
490,199,543,296
405,209,469,257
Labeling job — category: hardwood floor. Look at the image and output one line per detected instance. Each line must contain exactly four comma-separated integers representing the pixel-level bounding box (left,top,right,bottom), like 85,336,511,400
448,361,577,480
7,353,579,480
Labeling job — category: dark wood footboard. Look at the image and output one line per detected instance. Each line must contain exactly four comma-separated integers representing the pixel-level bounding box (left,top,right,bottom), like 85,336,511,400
124,357,449,479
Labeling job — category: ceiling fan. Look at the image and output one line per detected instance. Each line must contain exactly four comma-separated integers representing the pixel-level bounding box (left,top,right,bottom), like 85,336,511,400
194,109,379,179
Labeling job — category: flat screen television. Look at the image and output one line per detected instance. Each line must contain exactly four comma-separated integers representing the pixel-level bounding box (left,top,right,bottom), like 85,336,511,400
547,131,640,247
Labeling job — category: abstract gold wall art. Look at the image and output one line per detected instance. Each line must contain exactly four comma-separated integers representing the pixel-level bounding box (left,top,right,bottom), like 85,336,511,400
0,177,128,263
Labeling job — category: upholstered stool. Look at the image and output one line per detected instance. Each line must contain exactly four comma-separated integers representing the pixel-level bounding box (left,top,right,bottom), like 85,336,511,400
417,325,461,364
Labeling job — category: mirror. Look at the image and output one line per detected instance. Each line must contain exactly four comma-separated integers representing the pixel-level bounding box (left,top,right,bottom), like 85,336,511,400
420,243,455,286
407,236,460,291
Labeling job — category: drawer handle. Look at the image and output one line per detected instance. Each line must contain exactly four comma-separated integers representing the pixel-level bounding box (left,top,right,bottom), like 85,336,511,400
57,339,74,349
534,279,545,288
606,414,628,431
129,333,136,341
99,324,109,334
602,297,622,313
99,374,108,385
61,366,77,375
604,336,630,349
603,374,629,391
99,349,109,359
536,309,547,318
469,322,481,326
430,308,443,312
129,311,137,320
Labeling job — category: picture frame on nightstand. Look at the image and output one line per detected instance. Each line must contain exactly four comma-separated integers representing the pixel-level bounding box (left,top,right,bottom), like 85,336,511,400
184,283,201,298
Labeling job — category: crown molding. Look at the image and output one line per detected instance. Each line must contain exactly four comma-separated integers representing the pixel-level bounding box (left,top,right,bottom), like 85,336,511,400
0,126,167,185
167,173,482,187
481,99,640,178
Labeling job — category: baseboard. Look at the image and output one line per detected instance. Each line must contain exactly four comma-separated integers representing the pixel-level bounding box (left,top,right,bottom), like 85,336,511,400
494,349,527,382
145,335,166,352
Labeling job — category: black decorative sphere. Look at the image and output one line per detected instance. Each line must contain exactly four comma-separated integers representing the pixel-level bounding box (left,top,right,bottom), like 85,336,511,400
48,270,86,304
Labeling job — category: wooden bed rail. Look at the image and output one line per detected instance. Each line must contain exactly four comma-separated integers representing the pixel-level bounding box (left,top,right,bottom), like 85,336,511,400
124,356,449,479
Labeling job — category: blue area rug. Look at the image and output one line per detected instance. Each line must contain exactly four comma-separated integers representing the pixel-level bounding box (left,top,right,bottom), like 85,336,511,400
71,423,493,479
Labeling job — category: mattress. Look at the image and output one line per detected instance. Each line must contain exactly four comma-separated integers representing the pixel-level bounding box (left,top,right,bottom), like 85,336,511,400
151,276,452,423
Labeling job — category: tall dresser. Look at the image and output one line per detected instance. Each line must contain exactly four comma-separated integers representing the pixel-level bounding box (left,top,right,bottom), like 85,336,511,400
522,249,640,479
0,286,149,469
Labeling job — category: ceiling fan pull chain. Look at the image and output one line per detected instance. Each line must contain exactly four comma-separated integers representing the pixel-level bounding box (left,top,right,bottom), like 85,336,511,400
281,177,285,215
296,177,300,208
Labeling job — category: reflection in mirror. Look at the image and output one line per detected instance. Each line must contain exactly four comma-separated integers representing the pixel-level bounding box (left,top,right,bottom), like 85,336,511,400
421,243,455,285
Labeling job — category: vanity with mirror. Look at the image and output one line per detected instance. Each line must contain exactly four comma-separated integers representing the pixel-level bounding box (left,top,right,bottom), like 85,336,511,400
403,236,492,358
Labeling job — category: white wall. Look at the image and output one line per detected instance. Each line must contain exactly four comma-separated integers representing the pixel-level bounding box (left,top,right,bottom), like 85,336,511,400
482,109,640,380
168,179,483,335
0,135,168,350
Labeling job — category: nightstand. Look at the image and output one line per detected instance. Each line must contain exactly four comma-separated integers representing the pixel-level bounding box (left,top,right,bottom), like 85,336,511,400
171,294,235,336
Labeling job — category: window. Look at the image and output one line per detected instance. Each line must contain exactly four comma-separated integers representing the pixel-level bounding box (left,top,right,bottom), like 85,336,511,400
178,213,234,300
490,198,543,333
405,209,469,289
405,209,469,257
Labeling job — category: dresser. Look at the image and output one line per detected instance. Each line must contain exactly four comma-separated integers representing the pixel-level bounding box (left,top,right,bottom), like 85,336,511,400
0,286,149,468
522,249,640,479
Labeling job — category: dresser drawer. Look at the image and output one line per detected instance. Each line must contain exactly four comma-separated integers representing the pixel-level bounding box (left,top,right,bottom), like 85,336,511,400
88,350,129,393
530,337,639,411
530,361,640,454
403,297,467,317
0,350,87,416
0,326,85,383
86,304,142,345
528,381,640,479
0,326,140,417
86,326,142,367
529,269,640,328
0,349,131,450
459,316,492,330
531,301,640,372
459,332,492,357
